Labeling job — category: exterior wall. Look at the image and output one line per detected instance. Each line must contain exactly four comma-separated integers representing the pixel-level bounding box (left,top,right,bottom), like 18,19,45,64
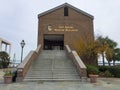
38,6,94,64
38,7,94,48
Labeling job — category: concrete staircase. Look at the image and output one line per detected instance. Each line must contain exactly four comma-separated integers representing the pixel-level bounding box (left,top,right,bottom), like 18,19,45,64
24,50,81,81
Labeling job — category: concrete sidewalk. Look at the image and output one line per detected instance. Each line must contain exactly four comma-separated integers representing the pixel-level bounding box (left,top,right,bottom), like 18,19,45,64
0,69,120,90
0,78,120,90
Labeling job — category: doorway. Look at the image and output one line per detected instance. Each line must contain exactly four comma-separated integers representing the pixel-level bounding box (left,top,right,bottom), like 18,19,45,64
44,35,64,50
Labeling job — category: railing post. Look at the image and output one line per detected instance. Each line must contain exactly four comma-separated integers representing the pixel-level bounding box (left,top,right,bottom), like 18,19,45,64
16,44,42,82
65,45,87,78
16,68,24,82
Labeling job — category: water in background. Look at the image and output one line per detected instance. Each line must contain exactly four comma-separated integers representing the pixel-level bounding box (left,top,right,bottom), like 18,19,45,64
98,61,120,66
10,59,21,67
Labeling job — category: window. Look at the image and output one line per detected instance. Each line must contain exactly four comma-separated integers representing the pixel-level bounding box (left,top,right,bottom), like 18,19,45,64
64,7,68,16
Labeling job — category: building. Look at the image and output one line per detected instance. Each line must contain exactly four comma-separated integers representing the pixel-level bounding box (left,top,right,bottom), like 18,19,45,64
17,3,95,81
38,3,94,49
0,38,11,55
38,3,94,64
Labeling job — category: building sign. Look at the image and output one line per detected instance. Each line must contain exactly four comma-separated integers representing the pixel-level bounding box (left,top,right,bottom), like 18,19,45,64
48,25,78,32
54,25,78,32
48,25,52,31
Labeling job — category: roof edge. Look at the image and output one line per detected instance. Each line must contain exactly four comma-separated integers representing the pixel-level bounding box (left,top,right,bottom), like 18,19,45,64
38,3,94,19
0,38,11,45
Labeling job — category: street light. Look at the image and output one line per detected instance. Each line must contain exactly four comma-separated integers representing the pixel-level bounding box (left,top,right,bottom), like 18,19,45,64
20,40,25,63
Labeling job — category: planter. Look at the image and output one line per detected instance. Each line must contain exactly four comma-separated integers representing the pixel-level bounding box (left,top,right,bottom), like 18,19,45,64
4,76,13,84
89,74,98,83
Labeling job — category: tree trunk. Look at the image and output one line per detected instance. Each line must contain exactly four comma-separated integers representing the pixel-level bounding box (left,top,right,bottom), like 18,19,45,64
108,61,111,66
113,60,115,66
102,53,105,66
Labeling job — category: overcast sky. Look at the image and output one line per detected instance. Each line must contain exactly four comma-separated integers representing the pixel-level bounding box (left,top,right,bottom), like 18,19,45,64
0,0,120,61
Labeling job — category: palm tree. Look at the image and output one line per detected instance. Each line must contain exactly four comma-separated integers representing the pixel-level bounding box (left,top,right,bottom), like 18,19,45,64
96,36,117,66
0,51,10,68
104,37,117,66
96,36,109,66
112,48,120,66
105,48,113,66
105,37,117,49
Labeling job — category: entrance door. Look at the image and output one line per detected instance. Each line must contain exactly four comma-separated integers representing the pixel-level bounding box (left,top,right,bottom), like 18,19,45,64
44,35,64,50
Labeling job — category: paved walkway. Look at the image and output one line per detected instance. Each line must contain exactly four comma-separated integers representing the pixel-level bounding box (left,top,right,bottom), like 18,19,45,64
0,78,120,90
0,69,120,90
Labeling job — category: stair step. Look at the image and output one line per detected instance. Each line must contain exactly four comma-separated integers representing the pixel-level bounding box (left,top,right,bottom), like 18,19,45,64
25,74,80,79
25,50,81,81
24,78,81,82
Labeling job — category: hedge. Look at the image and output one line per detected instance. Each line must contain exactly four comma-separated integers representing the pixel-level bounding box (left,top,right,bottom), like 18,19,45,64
98,66,120,78
86,64,99,76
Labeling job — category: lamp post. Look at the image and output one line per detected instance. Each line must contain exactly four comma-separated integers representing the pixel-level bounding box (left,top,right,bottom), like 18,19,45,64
20,40,25,63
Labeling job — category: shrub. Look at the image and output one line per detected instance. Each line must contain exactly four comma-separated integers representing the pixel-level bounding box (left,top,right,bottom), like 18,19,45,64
86,65,99,76
104,70,112,77
98,66,120,78
3,69,14,76
0,51,10,68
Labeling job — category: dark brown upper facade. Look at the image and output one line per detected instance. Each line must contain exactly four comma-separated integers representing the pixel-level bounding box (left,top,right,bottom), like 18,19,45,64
37,3,94,50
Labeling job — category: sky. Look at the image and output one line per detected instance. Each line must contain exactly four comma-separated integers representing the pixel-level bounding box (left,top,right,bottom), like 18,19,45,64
0,0,120,62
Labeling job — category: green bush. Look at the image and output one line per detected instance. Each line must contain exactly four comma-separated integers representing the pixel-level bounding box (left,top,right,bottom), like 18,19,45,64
104,70,112,77
98,66,120,78
3,69,14,76
86,65,99,76
0,51,10,68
